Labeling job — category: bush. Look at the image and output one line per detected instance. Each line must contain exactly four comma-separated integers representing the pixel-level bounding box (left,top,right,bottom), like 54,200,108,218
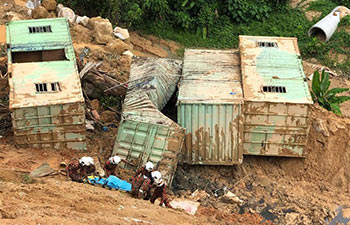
311,70,350,115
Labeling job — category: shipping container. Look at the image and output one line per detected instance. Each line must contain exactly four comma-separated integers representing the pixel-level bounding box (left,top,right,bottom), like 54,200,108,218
177,49,244,165
7,18,86,150
239,35,313,157
113,57,185,186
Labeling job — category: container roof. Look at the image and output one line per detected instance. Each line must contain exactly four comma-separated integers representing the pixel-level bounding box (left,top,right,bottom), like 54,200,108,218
6,18,71,48
239,35,313,104
9,61,84,109
178,49,243,104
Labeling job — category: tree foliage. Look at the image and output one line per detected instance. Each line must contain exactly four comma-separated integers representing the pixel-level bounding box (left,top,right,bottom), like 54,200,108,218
58,0,288,34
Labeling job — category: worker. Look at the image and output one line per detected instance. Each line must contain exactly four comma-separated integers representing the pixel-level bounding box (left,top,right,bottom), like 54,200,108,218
67,156,96,182
150,171,172,208
131,161,154,199
104,155,122,178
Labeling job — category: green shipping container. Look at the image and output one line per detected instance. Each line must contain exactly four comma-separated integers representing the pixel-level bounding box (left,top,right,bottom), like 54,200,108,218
7,18,86,150
239,35,313,157
113,57,184,186
177,49,244,165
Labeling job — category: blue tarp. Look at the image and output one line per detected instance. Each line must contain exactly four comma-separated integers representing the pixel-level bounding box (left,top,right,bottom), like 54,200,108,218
87,176,132,192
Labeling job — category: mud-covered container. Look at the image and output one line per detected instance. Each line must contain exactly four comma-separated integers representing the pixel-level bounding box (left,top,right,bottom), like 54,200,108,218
177,49,244,165
239,35,313,157
7,18,86,150
113,57,184,186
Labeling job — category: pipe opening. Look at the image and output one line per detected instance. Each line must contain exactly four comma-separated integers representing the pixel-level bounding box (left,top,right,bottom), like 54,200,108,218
309,27,327,42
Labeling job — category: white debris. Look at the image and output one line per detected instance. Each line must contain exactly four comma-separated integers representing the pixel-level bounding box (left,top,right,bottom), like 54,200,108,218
56,4,76,23
76,16,89,27
169,199,200,215
123,50,134,57
85,120,95,130
113,27,130,40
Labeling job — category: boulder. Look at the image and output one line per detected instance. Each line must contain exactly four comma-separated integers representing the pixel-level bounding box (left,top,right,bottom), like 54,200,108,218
42,0,57,11
76,16,89,27
113,27,130,40
32,6,49,19
88,17,113,44
106,39,131,55
56,4,76,23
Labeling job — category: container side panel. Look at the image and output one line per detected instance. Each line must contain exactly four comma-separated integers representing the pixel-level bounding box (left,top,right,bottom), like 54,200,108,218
178,103,242,165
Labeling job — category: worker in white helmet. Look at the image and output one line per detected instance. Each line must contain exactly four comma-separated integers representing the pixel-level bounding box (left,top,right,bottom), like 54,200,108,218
67,156,96,182
150,171,172,208
131,161,154,199
104,155,128,177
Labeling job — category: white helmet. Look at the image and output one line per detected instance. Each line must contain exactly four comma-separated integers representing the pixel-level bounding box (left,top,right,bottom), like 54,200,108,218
79,156,94,166
145,161,154,172
151,171,164,186
110,155,121,165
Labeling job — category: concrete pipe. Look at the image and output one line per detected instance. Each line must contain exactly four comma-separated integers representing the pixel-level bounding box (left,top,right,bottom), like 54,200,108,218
308,6,341,42
308,6,350,42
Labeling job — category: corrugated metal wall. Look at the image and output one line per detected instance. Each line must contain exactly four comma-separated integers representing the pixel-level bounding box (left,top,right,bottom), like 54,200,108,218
178,103,243,165
6,18,71,47
243,102,309,157
113,57,184,186
114,120,184,185
12,102,86,150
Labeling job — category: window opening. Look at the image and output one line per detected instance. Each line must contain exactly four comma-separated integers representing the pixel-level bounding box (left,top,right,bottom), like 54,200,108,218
35,82,61,93
12,49,67,63
257,41,278,48
51,82,61,92
28,25,52,33
263,86,286,93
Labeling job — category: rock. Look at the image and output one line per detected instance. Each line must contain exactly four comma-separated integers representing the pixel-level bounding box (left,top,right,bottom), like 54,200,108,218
72,24,94,43
123,50,134,57
2,12,24,21
91,99,101,111
285,212,299,224
106,39,131,55
88,17,113,44
100,110,116,123
29,163,54,178
113,27,130,40
49,11,57,18
313,118,329,137
56,4,76,23
76,16,89,27
219,191,243,204
42,0,57,11
32,6,50,19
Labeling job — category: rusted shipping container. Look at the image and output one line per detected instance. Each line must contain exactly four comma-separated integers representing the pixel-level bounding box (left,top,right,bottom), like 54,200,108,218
7,18,86,150
113,57,185,186
239,35,313,157
177,49,244,165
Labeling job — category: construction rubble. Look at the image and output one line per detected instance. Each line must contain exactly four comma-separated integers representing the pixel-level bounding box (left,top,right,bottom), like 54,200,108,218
1,0,350,225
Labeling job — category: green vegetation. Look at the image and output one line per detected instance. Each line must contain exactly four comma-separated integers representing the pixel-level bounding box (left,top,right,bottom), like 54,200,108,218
59,0,350,71
311,70,350,115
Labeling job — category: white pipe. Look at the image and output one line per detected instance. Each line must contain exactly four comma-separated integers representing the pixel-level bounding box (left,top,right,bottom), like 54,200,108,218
308,6,342,42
